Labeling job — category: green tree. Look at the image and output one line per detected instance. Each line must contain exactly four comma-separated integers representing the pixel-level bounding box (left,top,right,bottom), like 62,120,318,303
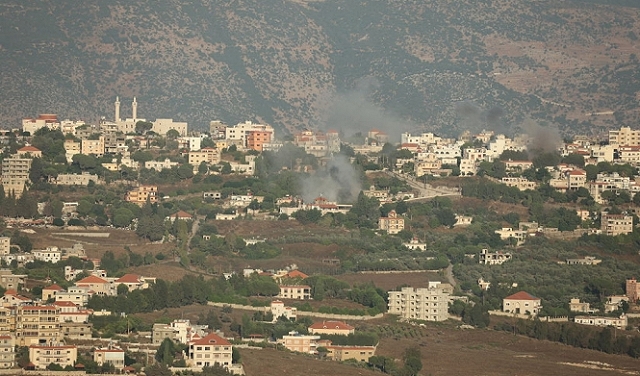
135,121,153,135
145,362,173,376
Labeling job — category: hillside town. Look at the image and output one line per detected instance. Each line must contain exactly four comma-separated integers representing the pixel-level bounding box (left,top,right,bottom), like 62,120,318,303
0,98,639,375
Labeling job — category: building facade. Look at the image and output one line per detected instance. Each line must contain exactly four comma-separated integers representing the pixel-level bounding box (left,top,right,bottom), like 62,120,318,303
388,282,454,321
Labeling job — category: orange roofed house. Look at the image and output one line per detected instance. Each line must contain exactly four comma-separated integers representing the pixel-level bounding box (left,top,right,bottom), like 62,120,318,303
187,332,233,369
503,291,542,317
75,275,115,296
308,320,355,336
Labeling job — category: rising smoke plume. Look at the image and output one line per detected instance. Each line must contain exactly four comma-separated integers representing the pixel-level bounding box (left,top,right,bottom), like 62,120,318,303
454,100,507,135
320,77,413,142
520,118,563,155
300,154,361,204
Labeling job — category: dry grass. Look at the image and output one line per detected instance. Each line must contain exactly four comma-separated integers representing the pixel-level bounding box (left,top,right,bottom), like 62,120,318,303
335,271,443,291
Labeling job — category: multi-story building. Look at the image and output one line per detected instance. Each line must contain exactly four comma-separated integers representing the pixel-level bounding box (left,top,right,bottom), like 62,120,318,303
0,269,26,290
187,332,233,368
188,148,220,167
0,335,15,369
75,275,115,296
502,291,542,317
22,114,59,135
378,210,405,234
0,307,16,334
494,227,528,246
81,137,105,157
609,126,640,146
125,185,158,206
247,131,272,152
281,331,320,354
152,319,208,345
387,282,454,322
17,145,43,158
64,140,81,163
94,345,125,369
59,322,93,340
501,177,537,191
278,285,311,300
617,146,640,165
326,345,376,362
1,155,32,197
152,118,188,136
29,344,77,369
600,213,633,236
55,286,91,307
16,306,61,346
626,278,640,302
0,238,9,256
569,298,597,314
269,300,297,322
479,249,512,265
32,247,62,264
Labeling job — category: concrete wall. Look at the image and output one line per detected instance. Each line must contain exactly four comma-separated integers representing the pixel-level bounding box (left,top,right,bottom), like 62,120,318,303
206,302,383,320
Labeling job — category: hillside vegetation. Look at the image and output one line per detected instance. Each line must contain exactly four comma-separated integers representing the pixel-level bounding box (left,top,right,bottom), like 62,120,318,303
1,0,639,135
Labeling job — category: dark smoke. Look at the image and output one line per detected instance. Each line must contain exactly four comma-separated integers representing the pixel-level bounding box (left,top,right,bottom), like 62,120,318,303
300,154,361,203
520,119,562,155
454,101,507,135
320,77,412,142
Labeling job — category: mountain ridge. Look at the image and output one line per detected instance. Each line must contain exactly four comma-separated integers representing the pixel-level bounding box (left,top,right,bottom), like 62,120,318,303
1,0,639,137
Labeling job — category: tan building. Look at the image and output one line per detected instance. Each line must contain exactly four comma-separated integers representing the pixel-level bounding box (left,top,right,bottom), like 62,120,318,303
0,335,15,369
569,298,596,314
0,237,9,255
501,177,537,191
1,155,32,197
75,275,115,296
502,291,542,317
388,282,454,321
378,210,405,234
113,274,155,292
63,140,81,162
152,118,188,136
609,126,640,146
29,344,77,369
94,345,125,369
42,284,64,301
144,158,179,171
479,249,512,265
0,269,27,290
278,285,311,300
601,213,633,236
308,321,355,336
0,307,16,334
60,322,93,340
626,278,640,302
17,145,42,158
125,185,158,206
187,332,233,368
188,148,220,166
81,137,105,156
16,306,61,346
326,345,376,362
282,331,320,354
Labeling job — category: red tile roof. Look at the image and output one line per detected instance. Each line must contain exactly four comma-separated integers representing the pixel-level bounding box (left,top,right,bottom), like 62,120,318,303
18,145,41,152
189,332,231,346
44,284,64,291
76,275,109,284
309,320,354,331
170,210,193,219
53,301,77,307
115,274,142,283
286,270,309,279
504,291,539,301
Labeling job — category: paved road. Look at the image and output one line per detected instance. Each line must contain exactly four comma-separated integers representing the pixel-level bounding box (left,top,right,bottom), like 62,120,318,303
445,264,457,288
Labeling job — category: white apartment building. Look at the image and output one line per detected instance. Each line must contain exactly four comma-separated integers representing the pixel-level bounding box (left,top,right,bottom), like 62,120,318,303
278,285,311,300
144,159,179,171
225,121,274,147
29,344,77,369
178,136,202,151
32,247,61,264
1,155,32,197
388,282,454,321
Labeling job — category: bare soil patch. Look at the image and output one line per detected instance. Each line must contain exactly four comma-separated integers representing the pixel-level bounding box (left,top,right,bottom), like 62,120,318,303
335,271,443,291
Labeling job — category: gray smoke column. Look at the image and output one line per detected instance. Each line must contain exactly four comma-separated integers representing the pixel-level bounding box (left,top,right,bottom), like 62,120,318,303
300,154,361,204
454,100,507,135
520,118,562,155
320,77,412,142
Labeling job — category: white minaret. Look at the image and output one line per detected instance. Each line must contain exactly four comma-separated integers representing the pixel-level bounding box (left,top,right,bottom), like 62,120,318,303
115,96,120,122
132,97,138,120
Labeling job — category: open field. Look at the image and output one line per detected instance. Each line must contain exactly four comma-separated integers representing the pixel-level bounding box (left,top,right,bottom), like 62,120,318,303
335,271,443,291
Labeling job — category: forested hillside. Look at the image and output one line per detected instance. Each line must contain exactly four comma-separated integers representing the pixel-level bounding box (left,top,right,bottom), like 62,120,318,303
1,0,639,136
